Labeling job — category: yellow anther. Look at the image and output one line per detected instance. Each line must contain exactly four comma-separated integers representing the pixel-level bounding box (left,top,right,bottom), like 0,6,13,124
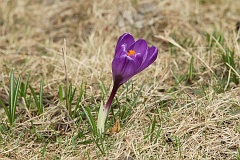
127,50,136,56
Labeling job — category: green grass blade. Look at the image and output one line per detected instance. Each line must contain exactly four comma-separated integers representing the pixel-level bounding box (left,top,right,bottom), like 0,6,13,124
131,83,144,107
98,79,107,96
7,70,21,126
39,78,44,114
236,148,240,160
12,77,21,125
70,87,76,104
188,56,194,82
23,72,31,97
30,85,40,112
19,72,31,108
0,99,10,122
81,105,97,134
9,70,14,121
74,84,85,118
154,127,162,144
41,143,47,158
150,115,156,141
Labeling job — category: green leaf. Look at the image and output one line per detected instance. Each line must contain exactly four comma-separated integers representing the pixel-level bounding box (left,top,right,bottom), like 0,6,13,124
82,105,97,134
30,85,40,111
39,78,44,114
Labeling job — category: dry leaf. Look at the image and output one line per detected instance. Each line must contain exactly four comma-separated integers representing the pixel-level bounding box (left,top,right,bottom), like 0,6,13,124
110,119,121,134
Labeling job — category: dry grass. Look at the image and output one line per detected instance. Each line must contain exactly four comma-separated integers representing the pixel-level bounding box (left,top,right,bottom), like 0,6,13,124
0,0,240,159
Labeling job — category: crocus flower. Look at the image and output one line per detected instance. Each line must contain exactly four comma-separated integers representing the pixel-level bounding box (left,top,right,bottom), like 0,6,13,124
97,33,158,133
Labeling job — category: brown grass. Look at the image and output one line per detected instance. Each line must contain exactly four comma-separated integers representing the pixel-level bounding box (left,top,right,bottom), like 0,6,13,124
0,0,240,159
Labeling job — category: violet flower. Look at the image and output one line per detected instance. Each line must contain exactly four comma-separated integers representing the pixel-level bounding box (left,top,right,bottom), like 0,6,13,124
97,33,158,133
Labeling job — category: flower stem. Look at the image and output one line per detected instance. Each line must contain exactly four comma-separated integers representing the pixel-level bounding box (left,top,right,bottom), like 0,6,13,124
97,83,120,133
105,84,120,111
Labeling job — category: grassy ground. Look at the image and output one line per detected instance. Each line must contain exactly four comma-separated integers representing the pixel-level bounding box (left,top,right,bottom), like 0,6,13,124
0,0,240,159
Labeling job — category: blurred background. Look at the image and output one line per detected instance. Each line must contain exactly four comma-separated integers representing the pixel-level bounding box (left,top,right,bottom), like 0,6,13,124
0,0,240,159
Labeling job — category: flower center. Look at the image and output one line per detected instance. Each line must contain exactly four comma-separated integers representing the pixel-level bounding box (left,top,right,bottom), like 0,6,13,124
127,50,136,56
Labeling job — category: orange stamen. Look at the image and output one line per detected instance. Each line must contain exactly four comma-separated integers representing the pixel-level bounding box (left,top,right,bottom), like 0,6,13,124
127,50,136,56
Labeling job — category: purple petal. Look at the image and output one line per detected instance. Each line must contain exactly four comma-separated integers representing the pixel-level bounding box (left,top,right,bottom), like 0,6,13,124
134,53,143,67
137,46,158,73
114,33,135,58
116,33,135,48
112,56,139,85
128,39,148,57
